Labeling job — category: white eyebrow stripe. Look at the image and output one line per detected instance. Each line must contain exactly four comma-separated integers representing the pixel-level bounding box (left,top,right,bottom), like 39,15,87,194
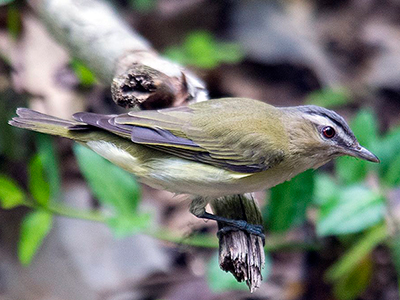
302,114,336,127
303,114,355,146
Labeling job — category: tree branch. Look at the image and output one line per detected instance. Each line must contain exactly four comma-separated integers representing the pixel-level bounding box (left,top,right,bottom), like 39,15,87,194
30,0,208,108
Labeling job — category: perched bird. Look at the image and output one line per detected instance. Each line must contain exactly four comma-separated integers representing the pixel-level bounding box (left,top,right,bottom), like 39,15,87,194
9,98,379,233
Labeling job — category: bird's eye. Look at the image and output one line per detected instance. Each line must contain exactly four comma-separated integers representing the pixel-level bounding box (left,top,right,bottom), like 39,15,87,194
322,126,336,139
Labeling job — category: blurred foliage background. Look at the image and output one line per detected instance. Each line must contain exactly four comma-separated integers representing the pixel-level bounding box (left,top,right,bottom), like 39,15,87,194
0,0,400,299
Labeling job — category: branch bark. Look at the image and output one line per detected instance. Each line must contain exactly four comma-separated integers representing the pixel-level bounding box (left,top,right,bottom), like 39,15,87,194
211,194,265,292
30,0,208,108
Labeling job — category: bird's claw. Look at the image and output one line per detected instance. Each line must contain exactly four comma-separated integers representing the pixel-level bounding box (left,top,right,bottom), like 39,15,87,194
198,212,265,245
217,224,265,245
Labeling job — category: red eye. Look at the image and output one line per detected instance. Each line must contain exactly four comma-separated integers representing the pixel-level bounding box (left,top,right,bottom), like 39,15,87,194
322,126,335,138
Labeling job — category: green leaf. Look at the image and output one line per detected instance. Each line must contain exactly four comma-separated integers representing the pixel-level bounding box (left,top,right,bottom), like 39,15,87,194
350,109,378,147
36,134,61,200
317,185,385,236
0,95,31,160
313,173,338,206
325,223,388,281
184,31,218,68
384,153,400,186
374,127,400,184
18,210,53,265
70,59,97,87
0,175,25,209
306,87,351,108
28,154,51,206
164,30,243,69
206,251,271,292
336,156,367,184
266,170,314,232
73,144,141,216
332,255,373,300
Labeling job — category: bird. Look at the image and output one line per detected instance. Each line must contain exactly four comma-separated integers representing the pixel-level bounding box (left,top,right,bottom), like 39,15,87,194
9,98,379,235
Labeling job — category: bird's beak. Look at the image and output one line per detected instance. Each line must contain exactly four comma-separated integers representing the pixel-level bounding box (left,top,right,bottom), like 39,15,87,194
346,145,380,163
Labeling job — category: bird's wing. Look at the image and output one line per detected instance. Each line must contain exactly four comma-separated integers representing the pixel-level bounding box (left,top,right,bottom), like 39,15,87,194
73,98,287,173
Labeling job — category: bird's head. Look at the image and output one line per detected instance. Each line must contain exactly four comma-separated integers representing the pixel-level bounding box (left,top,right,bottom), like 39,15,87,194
281,105,379,168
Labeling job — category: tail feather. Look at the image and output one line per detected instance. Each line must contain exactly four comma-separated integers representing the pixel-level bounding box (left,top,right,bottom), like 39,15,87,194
9,108,84,138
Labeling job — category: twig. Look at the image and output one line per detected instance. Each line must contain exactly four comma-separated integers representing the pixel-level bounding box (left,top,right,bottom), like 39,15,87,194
22,200,317,252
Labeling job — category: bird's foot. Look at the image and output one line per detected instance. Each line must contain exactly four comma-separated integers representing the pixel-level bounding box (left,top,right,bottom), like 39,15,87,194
199,212,265,245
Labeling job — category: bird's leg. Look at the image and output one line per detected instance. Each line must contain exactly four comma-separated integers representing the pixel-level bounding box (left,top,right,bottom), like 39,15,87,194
189,197,265,243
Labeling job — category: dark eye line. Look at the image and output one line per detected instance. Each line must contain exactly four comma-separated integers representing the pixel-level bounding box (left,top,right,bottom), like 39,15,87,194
335,136,349,148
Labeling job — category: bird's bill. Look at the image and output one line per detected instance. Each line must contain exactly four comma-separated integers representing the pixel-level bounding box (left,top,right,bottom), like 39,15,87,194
346,145,380,163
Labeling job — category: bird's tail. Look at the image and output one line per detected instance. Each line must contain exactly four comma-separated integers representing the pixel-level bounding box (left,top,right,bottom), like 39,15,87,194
9,108,84,139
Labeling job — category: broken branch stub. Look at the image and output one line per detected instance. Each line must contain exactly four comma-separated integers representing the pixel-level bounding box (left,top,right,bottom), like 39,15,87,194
219,232,265,293
112,63,186,110
112,51,208,110
211,194,266,293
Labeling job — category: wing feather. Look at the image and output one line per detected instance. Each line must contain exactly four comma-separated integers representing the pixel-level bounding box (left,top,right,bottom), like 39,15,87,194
71,98,287,173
